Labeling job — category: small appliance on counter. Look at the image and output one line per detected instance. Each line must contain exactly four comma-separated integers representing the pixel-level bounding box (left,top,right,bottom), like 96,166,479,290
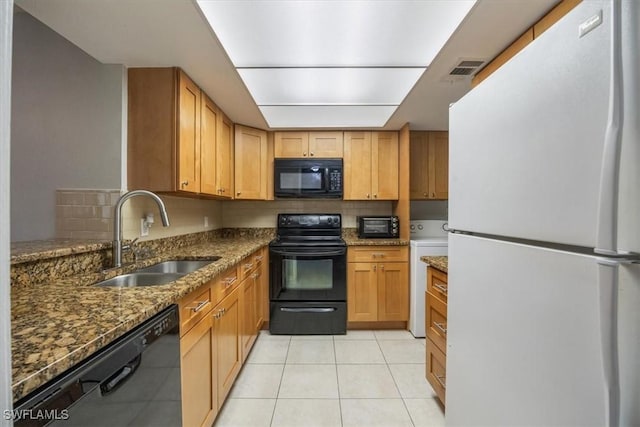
356,216,399,238
274,158,342,198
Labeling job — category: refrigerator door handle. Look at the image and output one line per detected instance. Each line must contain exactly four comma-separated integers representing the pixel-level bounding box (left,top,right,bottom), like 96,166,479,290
596,258,620,427
595,0,623,256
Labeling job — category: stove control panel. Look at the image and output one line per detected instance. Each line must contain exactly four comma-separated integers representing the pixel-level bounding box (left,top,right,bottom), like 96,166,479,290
278,214,341,228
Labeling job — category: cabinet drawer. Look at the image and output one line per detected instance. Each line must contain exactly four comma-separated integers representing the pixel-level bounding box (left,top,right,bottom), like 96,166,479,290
238,256,258,281
427,267,448,304
179,284,213,336
426,291,447,353
426,338,446,405
348,246,408,263
252,248,266,270
213,266,240,304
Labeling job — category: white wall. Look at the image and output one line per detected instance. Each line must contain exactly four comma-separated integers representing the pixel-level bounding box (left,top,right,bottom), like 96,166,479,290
11,11,124,241
1,1,13,423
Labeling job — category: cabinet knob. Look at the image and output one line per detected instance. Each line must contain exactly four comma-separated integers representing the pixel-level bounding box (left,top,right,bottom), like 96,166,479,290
374,194,377,199
423,192,428,197
237,192,241,196
181,180,189,188
366,194,370,199
310,152,314,156
373,265,377,272
432,192,436,197
303,152,307,156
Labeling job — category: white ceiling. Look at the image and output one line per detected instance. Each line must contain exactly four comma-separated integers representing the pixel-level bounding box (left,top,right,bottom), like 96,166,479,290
15,0,558,131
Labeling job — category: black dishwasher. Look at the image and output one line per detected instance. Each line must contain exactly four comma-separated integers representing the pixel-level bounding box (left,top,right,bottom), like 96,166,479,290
14,305,181,427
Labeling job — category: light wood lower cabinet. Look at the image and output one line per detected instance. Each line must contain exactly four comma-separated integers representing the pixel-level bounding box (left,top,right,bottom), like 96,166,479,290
179,246,267,425
347,246,409,323
213,285,242,406
180,313,216,427
425,266,448,406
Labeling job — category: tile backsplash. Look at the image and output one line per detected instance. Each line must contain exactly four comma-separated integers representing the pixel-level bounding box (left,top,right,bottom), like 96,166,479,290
56,189,392,240
56,189,223,241
56,189,121,240
222,200,393,228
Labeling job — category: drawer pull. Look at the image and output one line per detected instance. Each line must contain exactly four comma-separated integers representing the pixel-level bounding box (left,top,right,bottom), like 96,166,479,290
433,283,448,295
223,277,237,288
255,255,264,261
372,253,385,258
244,262,254,270
434,322,447,335
435,374,446,389
188,300,208,313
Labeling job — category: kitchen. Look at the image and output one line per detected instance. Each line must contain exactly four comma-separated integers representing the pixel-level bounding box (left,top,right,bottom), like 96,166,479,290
1,3,640,426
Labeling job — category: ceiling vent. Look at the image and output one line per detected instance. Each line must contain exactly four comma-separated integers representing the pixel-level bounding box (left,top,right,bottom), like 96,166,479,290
446,58,486,80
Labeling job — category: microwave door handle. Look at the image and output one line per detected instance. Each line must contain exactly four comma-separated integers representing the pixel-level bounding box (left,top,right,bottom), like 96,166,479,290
324,168,330,192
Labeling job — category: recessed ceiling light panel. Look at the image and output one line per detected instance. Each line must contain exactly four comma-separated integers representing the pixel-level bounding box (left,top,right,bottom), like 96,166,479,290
197,0,476,67
237,67,425,105
260,105,397,128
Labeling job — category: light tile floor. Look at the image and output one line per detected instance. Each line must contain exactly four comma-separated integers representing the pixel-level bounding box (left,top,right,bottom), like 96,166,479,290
214,330,444,427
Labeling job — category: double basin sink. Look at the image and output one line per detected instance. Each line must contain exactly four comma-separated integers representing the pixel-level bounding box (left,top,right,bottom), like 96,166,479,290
95,258,221,287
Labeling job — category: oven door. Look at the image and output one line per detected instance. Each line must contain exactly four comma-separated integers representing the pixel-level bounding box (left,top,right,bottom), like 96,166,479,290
269,246,346,301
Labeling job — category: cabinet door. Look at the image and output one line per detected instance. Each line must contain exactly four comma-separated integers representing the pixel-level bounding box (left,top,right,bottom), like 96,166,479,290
309,132,343,158
377,262,408,321
429,131,449,199
177,70,201,193
240,276,257,363
234,125,268,200
200,94,218,196
409,132,430,199
371,132,399,200
214,286,242,407
274,132,308,158
180,314,216,427
343,132,372,200
254,265,265,330
347,262,378,321
426,338,447,405
216,112,234,198
426,291,447,353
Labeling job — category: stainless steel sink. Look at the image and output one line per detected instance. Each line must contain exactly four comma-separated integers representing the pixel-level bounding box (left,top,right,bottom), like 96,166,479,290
135,258,220,274
94,272,185,287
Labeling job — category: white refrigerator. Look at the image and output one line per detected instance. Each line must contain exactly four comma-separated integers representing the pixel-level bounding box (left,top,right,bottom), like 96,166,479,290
446,1,639,426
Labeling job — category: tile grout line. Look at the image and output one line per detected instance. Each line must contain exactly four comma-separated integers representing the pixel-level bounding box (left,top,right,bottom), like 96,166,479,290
332,336,345,427
375,334,418,427
269,335,291,427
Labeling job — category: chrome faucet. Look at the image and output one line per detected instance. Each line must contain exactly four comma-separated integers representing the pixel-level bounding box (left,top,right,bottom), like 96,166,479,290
112,190,170,268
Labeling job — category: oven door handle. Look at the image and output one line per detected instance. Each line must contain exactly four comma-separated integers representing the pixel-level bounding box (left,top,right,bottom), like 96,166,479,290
280,307,337,313
270,248,346,257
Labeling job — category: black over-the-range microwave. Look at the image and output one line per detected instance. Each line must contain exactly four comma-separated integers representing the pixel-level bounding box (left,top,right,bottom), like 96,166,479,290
274,158,343,198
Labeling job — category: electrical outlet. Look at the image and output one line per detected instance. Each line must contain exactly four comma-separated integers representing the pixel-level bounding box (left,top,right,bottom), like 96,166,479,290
204,216,209,228
140,218,149,237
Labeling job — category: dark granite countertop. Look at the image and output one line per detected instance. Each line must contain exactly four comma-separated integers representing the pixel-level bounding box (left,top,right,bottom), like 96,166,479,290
342,229,409,246
10,239,112,265
11,236,271,402
420,256,448,273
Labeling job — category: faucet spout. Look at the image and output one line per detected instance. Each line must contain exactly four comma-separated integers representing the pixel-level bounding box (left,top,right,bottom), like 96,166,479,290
112,190,170,268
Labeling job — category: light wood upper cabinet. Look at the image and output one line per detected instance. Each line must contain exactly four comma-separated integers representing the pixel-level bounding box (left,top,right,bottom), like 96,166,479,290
410,131,448,200
200,94,218,195
344,131,398,200
215,112,234,198
128,67,232,198
178,72,201,193
275,131,343,158
235,125,268,200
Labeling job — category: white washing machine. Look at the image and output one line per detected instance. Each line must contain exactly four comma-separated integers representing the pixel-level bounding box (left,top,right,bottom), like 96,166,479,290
409,220,448,338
